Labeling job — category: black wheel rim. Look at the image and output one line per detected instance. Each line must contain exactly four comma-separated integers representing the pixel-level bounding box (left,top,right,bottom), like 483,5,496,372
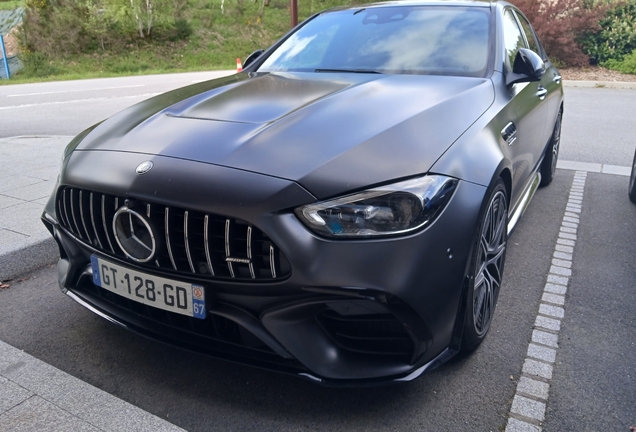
473,190,507,337
550,114,562,177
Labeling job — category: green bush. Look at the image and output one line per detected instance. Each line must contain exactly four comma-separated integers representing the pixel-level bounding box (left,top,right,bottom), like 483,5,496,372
581,0,636,64
19,50,59,76
604,48,636,73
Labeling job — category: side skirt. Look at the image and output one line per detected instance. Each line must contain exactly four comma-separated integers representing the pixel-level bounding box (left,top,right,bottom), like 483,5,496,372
507,171,541,236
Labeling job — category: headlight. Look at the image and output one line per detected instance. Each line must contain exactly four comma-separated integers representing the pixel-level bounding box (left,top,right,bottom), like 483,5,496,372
295,175,458,238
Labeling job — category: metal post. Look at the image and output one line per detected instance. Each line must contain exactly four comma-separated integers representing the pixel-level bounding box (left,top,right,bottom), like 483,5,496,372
0,35,10,79
290,0,298,28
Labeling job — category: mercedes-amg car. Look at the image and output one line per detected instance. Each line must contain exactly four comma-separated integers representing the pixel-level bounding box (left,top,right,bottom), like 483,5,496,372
42,0,563,385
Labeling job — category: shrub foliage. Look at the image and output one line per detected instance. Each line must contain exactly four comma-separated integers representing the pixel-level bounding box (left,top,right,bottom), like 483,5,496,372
512,0,607,66
580,0,636,64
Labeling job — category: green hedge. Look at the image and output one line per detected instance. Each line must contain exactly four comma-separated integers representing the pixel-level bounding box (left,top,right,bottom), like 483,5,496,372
581,0,636,64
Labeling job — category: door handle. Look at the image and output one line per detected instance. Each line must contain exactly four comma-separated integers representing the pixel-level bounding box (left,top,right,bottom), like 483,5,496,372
553,75,562,84
537,86,548,100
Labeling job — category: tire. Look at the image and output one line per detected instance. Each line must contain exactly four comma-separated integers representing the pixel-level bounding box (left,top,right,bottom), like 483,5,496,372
629,149,636,204
540,110,562,187
460,179,508,353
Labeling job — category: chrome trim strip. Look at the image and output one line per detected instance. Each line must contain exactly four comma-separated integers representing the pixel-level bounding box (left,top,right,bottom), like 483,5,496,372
69,189,83,239
184,211,195,273
508,172,541,235
114,197,119,211
89,192,103,249
204,215,215,276
269,245,276,279
146,203,151,218
225,219,235,278
101,195,115,253
60,190,71,230
65,291,128,328
247,226,255,279
78,190,92,242
165,207,177,270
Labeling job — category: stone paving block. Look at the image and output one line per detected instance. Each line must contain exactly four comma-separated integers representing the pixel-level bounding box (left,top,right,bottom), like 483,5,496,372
552,258,572,268
549,265,571,276
3,181,54,202
506,418,541,432
517,376,550,400
532,329,558,348
602,164,631,176
0,341,185,432
553,251,573,260
0,195,25,210
0,229,28,249
0,396,100,432
557,160,601,172
559,226,577,234
523,358,553,380
0,376,33,414
535,315,561,332
0,232,58,281
0,202,47,235
544,283,566,295
539,303,565,319
23,166,60,182
547,274,568,286
511,395,546,421
558,232,577,241
527,343,557,363
542,292,565,306
555,244,574,253
0,176,42,193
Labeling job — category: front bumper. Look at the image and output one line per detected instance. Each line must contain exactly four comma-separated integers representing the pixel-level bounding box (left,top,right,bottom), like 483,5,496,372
43,151,487,385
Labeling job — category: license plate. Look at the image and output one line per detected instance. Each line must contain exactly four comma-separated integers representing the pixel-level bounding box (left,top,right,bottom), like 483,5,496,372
90,255,206,319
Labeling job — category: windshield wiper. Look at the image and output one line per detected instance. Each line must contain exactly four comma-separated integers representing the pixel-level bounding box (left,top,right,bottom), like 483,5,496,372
314,68,383,74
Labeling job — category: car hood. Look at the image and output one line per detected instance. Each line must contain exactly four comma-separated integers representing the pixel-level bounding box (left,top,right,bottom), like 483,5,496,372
74,72,494,199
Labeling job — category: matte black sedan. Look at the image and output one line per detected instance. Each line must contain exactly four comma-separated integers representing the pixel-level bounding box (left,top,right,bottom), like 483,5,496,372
42,0,563,385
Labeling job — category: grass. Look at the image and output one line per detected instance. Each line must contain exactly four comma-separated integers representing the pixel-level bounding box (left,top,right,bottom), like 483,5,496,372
1,0,376,84
0,1,23,11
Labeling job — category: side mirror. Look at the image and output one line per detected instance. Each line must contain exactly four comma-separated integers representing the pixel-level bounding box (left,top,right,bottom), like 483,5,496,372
506,48,546,86
244,49,265,69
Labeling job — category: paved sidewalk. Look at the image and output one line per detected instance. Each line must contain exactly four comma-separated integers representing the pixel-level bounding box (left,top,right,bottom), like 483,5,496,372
0,135,69,281
0,340,185,431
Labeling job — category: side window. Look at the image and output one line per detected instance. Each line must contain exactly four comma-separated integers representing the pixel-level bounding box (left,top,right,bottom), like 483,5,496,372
502,9,526,71
515,12,541,58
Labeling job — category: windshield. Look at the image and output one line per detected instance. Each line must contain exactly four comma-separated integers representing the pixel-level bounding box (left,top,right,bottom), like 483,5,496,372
258,6,491,77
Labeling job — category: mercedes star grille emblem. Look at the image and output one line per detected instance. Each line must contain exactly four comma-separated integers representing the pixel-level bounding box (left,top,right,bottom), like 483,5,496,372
112,206,156,262
136,161,154,175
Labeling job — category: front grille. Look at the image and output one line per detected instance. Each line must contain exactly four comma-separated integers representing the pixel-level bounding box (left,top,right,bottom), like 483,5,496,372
317,309,416,362
56,186,291,281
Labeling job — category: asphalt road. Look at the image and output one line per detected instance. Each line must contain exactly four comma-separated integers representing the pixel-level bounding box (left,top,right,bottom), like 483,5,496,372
0,76,635,430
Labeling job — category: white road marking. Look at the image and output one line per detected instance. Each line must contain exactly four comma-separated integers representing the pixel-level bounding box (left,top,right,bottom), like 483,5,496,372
0,93,160,110
506,170,588,431
557,160,631,176
6,85,146,97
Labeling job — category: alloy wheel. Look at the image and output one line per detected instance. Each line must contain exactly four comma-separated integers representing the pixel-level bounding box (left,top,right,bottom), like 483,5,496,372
473,190,507,336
